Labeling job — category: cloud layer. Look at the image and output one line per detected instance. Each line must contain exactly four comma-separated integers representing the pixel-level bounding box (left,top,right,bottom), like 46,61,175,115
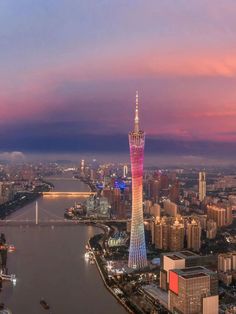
1,1,236,155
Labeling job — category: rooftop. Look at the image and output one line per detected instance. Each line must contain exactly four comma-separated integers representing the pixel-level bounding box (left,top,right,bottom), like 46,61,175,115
172,266,215,279
162,250,198,260
181,272,208,279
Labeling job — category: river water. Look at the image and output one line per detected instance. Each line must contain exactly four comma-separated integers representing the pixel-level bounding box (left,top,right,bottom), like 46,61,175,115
0,176,126,314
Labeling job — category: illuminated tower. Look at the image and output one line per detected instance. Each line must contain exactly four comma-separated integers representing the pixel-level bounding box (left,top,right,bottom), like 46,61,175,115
199,171,206,201
128,91,147,269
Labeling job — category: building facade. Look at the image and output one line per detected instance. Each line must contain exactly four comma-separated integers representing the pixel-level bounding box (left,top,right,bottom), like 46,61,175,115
199,171,206,202
168,266,218,314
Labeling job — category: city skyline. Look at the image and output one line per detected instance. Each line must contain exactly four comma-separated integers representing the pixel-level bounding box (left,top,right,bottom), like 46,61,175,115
1,2,236,314
1,1,236,158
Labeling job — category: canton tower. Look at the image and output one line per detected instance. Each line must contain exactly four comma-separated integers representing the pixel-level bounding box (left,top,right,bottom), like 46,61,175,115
128,91,147,269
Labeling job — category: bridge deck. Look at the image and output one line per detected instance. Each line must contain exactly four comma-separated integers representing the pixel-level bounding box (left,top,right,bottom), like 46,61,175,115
42,191,96,196
0,218,153,227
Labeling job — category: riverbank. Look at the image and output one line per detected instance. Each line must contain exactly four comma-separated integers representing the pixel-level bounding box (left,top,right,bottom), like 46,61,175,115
88,230,133,314
72,178,136,313
0,181,53,219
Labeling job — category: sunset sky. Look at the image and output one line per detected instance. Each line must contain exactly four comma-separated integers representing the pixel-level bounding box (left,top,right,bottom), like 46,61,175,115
1,0,236,157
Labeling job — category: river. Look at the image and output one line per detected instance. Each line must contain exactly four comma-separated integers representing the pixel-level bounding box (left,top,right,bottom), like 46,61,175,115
0,176,126,314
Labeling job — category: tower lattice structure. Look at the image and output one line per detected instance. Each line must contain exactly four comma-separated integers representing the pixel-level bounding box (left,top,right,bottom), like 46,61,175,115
128,91,147,269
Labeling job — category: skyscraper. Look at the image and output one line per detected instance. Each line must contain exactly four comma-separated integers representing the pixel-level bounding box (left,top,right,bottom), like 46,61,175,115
128,91,147,269
199,171,206,201
207,203,233,227
169,218,185,252
168,266,219,313
123,164,128,178
154,216,184,251
187,218,202,252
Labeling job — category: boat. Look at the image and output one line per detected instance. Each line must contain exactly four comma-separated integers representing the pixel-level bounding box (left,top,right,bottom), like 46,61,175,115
8,245,15,253
84,252,90,260
0,303,12,314
40,299,50,310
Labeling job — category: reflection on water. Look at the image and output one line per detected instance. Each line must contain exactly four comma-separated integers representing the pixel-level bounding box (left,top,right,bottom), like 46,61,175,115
0,178,126,314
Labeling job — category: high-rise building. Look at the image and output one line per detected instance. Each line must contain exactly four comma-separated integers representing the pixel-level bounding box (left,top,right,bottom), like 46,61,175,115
168,266,219,314
206,219,217,239
112,188,121,216
169,180,180,203
80,159,85,176
160,173,169,189
150,203,161,218
128,91,147,269
163,199,178,216
218,252,236,285
225,204,233,225
187,219,201,252
154,216,184,252
160,251,217,291
218,253,233,273
199,171,206,201
144,200,152,215
169,218,185,252
150,179,160,202
207,203,233,227
123,164,128,178
155,217,170,250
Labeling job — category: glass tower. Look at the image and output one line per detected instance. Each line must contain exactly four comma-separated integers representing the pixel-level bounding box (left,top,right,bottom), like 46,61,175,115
128,91,147,269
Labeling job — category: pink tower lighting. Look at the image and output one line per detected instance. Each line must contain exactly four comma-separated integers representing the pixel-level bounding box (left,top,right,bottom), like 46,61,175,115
128,91,148,269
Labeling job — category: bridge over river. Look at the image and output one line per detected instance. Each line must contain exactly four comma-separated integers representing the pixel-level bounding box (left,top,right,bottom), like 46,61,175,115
0,201,138,227
0,201,154,227
42,191,96,197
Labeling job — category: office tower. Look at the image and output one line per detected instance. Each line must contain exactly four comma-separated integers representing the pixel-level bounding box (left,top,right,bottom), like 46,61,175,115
169,218,185,252
123,164,128,178
168,266,219,314
160,251,218,291
199,171,206,201
150,179,160,202
187,219,201,252
112,188,121,217
206,219,217,239
163,199,178,216
160,173,169,189
128,91,147,269
169,180,180,203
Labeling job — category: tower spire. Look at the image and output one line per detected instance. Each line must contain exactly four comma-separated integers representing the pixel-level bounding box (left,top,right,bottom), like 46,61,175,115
134,90,139,133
